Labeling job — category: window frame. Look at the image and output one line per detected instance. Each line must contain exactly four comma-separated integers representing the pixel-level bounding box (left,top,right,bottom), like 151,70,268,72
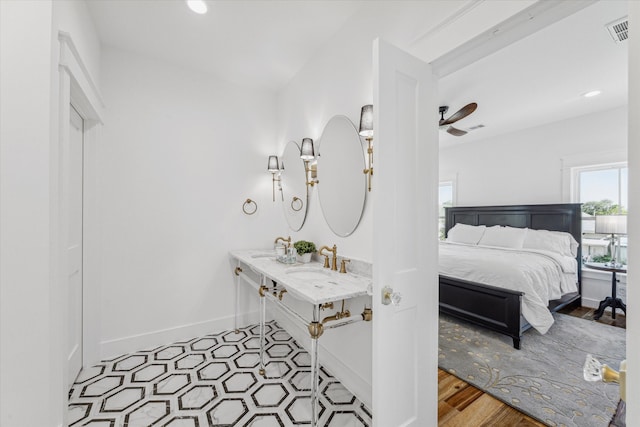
438,180,455,240
570,161,628,265
571,161,627,211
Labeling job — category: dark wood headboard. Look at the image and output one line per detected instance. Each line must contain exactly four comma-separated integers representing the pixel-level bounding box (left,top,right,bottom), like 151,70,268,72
444,203,582,284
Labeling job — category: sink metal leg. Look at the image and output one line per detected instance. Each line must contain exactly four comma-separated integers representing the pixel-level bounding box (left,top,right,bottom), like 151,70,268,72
258,279,267,377
310,335,319,426
309,304,323,427
233,264,242,333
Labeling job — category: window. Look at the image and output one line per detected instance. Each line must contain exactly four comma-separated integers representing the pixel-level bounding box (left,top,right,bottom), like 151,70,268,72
573,162,627,263
439,181,453,240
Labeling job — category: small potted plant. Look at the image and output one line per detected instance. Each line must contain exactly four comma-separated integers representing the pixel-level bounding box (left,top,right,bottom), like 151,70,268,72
293,240,316,263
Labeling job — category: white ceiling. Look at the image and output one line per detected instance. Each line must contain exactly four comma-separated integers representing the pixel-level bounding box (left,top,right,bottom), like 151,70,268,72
86,0,366,91
86,0,629,144
437,0,628,145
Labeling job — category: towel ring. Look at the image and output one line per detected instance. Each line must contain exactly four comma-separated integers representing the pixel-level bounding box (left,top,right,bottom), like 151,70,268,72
242,198,257,215
291,196,303,212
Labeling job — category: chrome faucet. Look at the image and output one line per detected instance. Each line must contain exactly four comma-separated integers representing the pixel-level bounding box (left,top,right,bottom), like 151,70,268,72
319,244,338,271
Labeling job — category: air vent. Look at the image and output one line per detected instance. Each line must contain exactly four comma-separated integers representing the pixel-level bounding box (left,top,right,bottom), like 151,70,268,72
468,124,485,131
606,17,628,43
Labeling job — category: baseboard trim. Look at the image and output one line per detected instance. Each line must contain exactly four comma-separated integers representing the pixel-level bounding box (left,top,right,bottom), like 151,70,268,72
268,306,372,409
582,297,600,309
100,311,259,360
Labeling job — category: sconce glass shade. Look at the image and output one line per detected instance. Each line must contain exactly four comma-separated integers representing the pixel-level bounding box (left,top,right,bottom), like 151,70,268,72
359,104,374,138
267,155,280,172
300,138,315,160
595,215,627,235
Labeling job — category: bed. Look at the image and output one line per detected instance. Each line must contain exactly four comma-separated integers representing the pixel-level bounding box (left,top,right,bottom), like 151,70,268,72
439,203,582,349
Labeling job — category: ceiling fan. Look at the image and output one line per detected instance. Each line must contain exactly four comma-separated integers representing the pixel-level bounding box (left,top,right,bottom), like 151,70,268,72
439,102,477,136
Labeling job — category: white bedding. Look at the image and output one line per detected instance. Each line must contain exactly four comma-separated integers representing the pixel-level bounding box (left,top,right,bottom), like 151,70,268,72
439,241,578,334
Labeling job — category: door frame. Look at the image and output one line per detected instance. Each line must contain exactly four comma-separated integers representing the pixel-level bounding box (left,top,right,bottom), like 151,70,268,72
58,31,104,372
67,103,85,386
627,1,639,420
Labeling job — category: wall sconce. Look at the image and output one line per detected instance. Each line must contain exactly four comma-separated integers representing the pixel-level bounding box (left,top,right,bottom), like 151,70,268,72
267,155,284,202
300,138,319,188
359,104,374,192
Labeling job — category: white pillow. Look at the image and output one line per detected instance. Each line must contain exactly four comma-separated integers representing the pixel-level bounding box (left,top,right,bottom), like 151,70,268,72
554,231,579,257
446,223,486,245
478,225,526,249
523,229,577,257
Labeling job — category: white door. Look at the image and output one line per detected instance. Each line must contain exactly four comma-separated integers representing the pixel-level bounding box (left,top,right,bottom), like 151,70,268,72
67,106,84,386
372,39,439,426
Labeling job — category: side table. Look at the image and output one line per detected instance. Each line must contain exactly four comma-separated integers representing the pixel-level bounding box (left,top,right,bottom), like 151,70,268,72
585,262,627,320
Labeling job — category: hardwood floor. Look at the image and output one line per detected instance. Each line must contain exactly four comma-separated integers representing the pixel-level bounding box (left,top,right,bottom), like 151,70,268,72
438,369,545,426
438,306,626,426
558,305,626,328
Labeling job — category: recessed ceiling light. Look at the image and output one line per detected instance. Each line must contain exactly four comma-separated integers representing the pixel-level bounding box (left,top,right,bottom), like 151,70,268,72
186,0,207,14
582,90,601,98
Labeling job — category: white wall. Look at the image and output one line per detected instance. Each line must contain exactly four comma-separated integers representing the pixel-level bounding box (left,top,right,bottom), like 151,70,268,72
0,2,57,425
440,106,628,206
97,47,282,358
626,0,639,420
275,22,375,261
0,0,101,425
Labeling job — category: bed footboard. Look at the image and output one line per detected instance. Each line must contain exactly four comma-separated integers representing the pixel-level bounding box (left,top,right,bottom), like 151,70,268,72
439,275,524,349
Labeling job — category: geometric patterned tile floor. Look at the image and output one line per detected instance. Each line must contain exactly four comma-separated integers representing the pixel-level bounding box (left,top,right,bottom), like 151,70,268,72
68,321,372,426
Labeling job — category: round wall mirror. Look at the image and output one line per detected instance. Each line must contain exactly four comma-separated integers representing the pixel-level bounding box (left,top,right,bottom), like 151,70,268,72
317,115,366,237
280,140,308,231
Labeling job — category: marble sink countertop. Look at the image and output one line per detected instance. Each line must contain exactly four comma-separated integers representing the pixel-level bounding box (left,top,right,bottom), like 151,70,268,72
230,249,373,305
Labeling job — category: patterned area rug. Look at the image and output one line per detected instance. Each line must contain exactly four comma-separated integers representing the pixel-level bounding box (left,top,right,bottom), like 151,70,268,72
439,313,624,427
69,321,371,426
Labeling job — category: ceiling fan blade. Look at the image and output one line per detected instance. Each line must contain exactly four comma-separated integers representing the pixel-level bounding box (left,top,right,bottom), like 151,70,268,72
446,126,467,136
440,102,477,125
